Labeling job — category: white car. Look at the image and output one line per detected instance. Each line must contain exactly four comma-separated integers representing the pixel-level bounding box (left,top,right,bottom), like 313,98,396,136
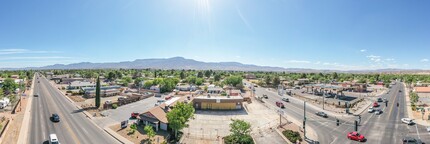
426,126,430,132
401,118,414,125
368,107,374,113
49,134,59,144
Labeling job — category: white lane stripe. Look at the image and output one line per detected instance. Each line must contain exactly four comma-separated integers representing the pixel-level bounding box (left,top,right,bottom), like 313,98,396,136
416,124,421,139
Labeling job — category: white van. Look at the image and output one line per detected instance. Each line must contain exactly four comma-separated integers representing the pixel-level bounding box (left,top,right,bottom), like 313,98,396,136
49,134,59,144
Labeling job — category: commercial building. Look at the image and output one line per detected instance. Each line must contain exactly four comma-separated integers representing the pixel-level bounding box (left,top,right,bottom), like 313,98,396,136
193,95,243,110
82,86,121,98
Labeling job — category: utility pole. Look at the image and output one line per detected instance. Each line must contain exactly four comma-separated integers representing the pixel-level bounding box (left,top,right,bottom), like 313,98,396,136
323,94,325,110
303,101,307,139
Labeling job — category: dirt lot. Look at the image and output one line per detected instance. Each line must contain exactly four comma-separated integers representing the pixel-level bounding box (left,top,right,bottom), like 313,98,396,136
110,123,168,144
181,101,286,144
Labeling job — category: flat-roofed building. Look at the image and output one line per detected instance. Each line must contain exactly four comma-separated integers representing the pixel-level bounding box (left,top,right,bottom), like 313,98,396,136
193,95,243,110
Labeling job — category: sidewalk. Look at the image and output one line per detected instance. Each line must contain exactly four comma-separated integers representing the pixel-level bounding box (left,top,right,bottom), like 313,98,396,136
404,83,430,126
17,76,36,144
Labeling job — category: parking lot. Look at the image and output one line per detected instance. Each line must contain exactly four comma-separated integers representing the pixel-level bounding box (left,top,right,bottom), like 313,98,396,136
93,96,160,127
181,101,286,144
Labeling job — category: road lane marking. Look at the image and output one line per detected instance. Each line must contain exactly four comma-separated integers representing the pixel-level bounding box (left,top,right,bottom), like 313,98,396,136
416,124,421,139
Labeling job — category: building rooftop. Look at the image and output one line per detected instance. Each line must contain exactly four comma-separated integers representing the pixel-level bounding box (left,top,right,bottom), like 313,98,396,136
194,95,243,100
415,87,430,93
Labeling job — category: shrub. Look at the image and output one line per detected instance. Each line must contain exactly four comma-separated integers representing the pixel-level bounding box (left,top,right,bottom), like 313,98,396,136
112,104,118,109
282,130,302,143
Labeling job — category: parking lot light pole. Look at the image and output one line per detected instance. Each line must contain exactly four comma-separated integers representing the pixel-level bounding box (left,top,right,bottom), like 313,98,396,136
303,101,306,139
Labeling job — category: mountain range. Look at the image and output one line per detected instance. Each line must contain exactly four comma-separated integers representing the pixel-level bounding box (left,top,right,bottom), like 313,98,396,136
0,57,426,73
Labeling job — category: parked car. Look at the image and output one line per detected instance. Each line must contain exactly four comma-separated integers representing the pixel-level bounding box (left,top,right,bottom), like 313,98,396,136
104,100,112,104
377,98,383,102
315,112,328,118
375,109,382,115
402,137,423,144
165,96,173,100
373,102,379,107
130,112,139,119
263,94,268,99
51,114,60,122
368,107,374,113
401,118,414,125
427,126,430,132
347,131,365,142
276,101,285,108
399,90,402,92
49,134,59,144
282,98,289,102
383,98,388,102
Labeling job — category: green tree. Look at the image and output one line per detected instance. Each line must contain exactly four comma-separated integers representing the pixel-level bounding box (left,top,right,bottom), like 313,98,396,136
214,74,221,82
204,70,212,78
195,78,204,86
134,77,144,87
180,70,186,80
95,77,101,108
272,76,280,87
2,78,18,95
166,102,195,138
197,71,204,78
129,123,137,135
0,89,4,100
144,80,154,89
107,72,116,81
224,76,243,88
225,119,253,144
144,125,156,142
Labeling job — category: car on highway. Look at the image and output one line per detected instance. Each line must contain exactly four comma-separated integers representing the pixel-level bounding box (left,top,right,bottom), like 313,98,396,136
315,112,328,118
263,94,268,99
402,137,423,144
377,98,383,102
282,98,289,102
51,114,60,122
399,90,402,92
130,112,139,119
34,93,39,97
368,107,374,113
347,131,366,142
276,101,285,108
401,118,414,125
49,134,59,144
375,109,382,115
373,102,379,107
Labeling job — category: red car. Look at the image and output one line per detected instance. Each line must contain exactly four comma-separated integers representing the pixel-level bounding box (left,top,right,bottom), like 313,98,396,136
347,132,365,142
276,101,285,108
373,102,379,107
130,112,139,119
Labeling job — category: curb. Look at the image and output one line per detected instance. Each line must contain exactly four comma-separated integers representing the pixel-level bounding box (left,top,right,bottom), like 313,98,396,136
275,129,292,144
0,120,11,144
103,126,134,144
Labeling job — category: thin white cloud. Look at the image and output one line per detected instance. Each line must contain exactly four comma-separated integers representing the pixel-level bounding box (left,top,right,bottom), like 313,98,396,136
0,49,60,55
360,49,367,52
235,55,241,58
314,61,321,65
0,56,71,60
366,55,381,62
421,59,429,62
285,60,311,64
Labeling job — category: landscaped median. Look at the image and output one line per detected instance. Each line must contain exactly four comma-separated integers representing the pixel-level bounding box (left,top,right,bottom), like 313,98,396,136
282,130,302,143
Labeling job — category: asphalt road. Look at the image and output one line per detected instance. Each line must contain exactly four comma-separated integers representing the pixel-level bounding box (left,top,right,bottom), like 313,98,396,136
28,74,118,144
249,81,430,144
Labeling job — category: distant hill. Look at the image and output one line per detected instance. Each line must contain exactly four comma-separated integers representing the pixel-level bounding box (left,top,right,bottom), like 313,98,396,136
23,57,291,71
1,57,427,73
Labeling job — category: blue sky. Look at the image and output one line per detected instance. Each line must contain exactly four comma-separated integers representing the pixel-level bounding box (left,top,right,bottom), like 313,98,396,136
1,0,429,70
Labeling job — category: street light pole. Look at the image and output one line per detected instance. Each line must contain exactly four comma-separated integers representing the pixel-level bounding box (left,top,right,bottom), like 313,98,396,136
303,101,307,139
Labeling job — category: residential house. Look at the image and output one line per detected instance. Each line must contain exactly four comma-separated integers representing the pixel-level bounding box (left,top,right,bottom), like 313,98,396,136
58,78,87,84
244,74,256,80
176,84,196,91
207,87,223,94
10,75,19,79
150,85,160,93
294,79,310,85
228,89,242,96
138,96,185,131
